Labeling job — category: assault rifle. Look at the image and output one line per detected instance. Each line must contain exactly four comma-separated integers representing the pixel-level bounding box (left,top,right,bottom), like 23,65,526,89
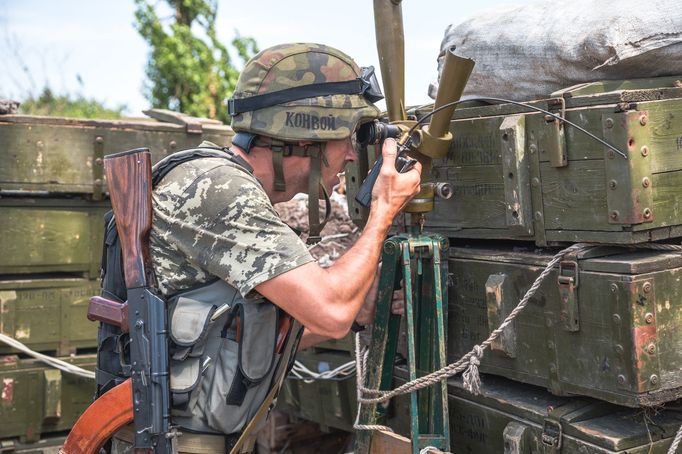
62,148,173,454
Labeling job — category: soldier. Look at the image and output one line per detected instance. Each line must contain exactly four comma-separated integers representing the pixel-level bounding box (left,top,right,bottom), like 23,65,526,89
110,42,420,453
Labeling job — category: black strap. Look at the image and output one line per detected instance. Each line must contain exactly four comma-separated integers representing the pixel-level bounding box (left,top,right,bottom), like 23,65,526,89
225,369,250,406
231,132,258,153
228,79,365,115
152,147,253,186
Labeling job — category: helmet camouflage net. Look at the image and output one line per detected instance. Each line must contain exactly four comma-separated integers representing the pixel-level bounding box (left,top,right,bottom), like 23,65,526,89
229,43,381,142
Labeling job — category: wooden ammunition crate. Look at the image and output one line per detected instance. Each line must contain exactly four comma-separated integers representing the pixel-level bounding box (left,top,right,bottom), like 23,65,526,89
0,110,233,197
0,198,109,276
348,76,682,244
448,243,682,407
0,277,99,355
427,76,682,245
388,373,682,454
0,354,96,442
277,350,357,432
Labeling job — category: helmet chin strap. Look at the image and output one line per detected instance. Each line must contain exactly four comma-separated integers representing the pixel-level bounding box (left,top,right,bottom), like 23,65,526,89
252,136,332,244
306,145,332,245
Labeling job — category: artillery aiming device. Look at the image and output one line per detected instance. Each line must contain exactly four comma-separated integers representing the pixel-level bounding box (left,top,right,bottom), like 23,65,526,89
352,1,474,454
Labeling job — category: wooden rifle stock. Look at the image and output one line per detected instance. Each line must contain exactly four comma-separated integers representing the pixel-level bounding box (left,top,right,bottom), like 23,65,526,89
104,148,155,289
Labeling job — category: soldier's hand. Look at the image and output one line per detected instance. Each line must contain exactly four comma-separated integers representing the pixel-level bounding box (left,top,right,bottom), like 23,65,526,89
355,264,405,326
370,138,421,221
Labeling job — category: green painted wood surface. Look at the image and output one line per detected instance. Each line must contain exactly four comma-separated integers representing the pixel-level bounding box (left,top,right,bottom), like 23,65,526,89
314,334,355,353
0,433,67,453
276,350,356,432
0,199,109,276
0,277,99,355
422,86,682,244
429,166,507,231
539,160,614,231
447,244,682,407
387,374,682,453
429,74,682,121
0,115,233,195
0,354,96,442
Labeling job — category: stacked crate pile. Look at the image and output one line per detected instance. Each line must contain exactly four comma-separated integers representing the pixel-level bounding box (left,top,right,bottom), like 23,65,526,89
388,75,682,453
0,110,232,450
318,75,682,453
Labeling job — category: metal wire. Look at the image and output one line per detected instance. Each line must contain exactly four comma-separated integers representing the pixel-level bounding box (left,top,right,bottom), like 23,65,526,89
404,97,629,159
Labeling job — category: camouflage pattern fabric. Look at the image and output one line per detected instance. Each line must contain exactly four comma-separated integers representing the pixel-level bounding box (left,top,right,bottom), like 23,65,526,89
231,42,380,141
150,145,314,298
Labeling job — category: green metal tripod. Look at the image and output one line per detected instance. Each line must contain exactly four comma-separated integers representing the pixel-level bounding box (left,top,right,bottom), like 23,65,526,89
355,231,450,454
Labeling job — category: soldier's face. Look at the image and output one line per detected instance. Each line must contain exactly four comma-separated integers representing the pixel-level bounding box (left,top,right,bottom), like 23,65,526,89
321,137,357,193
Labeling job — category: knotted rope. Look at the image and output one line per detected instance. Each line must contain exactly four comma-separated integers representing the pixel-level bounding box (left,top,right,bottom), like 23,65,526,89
462,345,484,395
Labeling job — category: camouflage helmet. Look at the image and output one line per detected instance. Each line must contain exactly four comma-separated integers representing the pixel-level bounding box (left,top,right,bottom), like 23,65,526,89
228,43,382,141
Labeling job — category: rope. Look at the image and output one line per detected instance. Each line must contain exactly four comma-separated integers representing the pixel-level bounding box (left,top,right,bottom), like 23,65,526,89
668,421,682,454
0,333,95,380
420,447,441,454
462,345,483,395
353,332,393,433
356,242,591,405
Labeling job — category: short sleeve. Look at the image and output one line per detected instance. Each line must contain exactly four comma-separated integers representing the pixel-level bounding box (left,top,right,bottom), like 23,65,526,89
153,162,314,296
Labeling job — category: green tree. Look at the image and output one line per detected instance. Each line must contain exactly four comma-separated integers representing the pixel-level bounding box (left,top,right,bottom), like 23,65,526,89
19,87,125,119
134,0,258,123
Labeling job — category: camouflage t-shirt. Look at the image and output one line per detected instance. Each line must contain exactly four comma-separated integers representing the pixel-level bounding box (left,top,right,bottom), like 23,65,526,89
150,149,314,297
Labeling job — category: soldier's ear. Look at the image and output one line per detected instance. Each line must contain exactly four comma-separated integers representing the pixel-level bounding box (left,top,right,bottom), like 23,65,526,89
296,140,314,147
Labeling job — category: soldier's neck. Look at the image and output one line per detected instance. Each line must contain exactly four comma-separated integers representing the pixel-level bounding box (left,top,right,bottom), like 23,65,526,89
230,145,302,204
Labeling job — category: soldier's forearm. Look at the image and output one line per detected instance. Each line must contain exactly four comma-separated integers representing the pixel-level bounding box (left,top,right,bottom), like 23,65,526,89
256,208,390,340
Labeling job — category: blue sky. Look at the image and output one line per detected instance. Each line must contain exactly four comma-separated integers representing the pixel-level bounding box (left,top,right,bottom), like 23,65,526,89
0,0,532,116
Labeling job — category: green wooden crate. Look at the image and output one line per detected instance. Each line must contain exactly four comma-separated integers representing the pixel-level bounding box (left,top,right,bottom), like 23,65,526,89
0,433,67,454
0,277,99,355
429,76,682,245
0,110,233,197
277,350,357,432
348,76,682,245
448,243,682,407
388,373,682,454
0,198,109,276
0,354,96,442
313,333,355,354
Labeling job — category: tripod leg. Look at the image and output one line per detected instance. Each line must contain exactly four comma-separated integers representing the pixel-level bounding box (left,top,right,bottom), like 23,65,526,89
355,238,402,454
401,243,420,454
409,236,451,453
430,237,450,449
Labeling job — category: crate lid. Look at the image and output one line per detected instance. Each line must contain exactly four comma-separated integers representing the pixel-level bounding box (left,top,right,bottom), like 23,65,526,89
450,243,682,275
0,108,233,135
444,374,682,451
412,75,682,121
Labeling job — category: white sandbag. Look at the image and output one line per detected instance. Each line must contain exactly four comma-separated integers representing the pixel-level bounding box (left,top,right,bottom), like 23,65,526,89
429,0,682,101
